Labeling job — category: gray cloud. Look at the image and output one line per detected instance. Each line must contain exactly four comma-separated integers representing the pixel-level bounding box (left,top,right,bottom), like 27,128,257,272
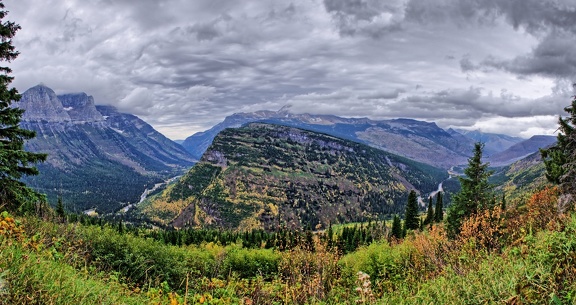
323,0,407,37
7,0,576,139
359,89,404,100
480,30,576,78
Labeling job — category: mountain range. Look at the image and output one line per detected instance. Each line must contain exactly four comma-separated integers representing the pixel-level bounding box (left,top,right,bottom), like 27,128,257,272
13,85,557,220
181,109,555,169
449,129,524,156
17,85,195,213
181,110,475,169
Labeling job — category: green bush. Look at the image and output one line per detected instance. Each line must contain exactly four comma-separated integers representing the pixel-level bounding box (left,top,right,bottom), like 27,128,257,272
80,225,215,290
220,245,280,279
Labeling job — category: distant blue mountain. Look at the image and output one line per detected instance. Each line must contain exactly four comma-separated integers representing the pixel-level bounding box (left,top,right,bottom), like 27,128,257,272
450,129,524,156
486,135,557,167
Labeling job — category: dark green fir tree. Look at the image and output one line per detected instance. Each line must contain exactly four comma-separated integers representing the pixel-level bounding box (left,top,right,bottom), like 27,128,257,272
56,195,65,221
541,92,576,210
434,192,443,223
404,190,420,231
423,196,434,227
446,143,493,238
391,214,402,239
0,1,47,213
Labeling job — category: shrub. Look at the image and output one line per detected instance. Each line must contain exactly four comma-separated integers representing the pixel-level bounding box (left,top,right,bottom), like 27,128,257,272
220,245,279,279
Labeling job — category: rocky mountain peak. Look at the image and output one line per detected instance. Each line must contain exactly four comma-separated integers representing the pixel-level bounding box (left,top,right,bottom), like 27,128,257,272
17,84,71,122
58,93,104,122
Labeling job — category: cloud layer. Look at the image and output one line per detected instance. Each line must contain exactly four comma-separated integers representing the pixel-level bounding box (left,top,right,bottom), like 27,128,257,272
8,0,576,139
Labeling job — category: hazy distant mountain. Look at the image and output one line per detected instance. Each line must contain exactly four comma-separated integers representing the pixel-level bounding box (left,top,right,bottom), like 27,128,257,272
141,123,448,230
450,129,524,156
17,85,195,213
486,135,556,167
182,109,476,169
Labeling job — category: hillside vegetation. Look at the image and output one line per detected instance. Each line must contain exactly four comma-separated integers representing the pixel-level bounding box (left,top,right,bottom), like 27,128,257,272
139,123,448,230
2,185,575,304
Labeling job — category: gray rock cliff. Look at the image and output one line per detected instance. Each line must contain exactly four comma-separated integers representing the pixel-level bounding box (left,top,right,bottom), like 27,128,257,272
58,93,104,122
17,85,71,122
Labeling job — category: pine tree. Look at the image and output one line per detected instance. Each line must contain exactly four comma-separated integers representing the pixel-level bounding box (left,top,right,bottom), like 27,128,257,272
423,196,434,227
56,195,65,221
434,192,443,222
402,221,407,238
326,222,334,249
118,219,124,234
446,142,493,238
404,190,420,231
500,193,506,210
0,2,47,212
541,93,576,210
390,214,402,239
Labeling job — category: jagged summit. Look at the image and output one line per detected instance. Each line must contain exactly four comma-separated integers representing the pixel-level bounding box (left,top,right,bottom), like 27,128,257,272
18,84,71,122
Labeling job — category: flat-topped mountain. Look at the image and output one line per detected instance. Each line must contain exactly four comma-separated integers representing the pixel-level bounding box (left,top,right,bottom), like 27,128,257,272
17,85,196,213
140,123,448,230
58,93,105,122
182,110,476,169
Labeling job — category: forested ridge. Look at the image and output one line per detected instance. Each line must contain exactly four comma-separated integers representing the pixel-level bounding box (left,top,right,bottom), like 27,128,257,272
138,122,448,231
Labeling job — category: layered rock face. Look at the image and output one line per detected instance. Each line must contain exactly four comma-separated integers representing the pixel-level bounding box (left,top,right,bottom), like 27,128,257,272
58,93,104,122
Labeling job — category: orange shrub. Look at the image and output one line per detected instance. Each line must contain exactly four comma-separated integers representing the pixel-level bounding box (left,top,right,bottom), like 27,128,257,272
0,211,24,244
505,187,563,244
459,206,505,252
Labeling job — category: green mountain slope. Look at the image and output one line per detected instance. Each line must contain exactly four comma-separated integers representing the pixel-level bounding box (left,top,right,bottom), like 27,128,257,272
140,123,447,230
491,151,550,199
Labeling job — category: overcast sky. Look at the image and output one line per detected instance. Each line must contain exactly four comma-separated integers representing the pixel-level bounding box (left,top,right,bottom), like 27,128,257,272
8,0,576,139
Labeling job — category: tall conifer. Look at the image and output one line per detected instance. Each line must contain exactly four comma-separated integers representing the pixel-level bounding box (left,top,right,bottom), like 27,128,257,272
541,93,576,210
434,192,443,222
446,143,492,238
404,190,420,231
391,214,402,239
423,196,434,227
0,1,47,212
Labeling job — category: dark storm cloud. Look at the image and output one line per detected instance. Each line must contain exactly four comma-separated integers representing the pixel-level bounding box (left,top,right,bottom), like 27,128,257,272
480,31,576,78
425,0,576,79
323,0,406,37
359,89,404,100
